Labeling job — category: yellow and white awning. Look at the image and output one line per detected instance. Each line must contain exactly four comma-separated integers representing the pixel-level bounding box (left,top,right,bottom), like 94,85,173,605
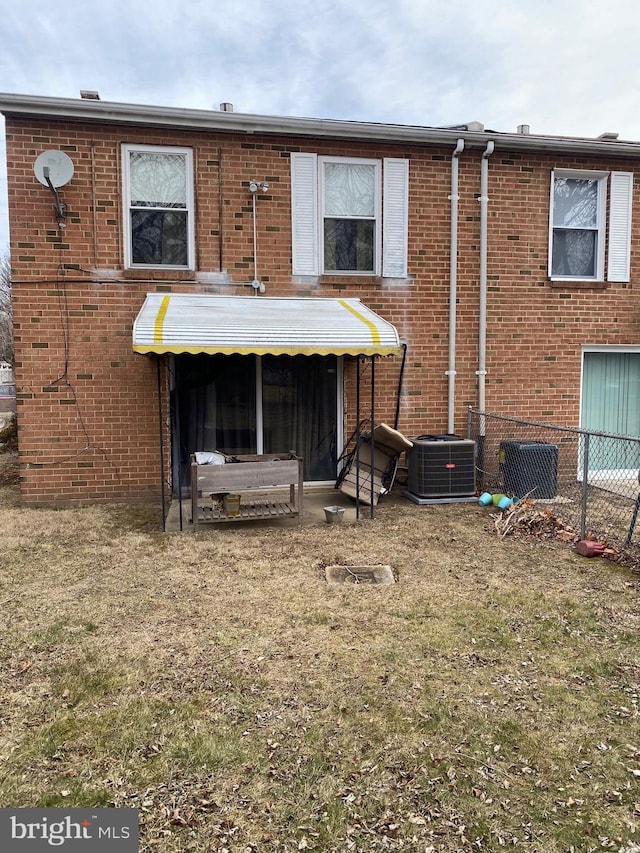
133,294,401,357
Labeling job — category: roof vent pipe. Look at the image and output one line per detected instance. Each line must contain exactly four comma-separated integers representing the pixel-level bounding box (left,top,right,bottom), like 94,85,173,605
447,138,465,435
220,102,234,112
517,124,530,135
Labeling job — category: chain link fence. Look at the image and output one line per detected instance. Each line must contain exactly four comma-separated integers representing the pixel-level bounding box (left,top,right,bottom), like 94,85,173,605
467,409,640,554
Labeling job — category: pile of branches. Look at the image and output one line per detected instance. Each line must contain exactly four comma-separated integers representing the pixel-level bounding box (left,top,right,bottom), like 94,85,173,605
492,498,577,543
490,497,640,575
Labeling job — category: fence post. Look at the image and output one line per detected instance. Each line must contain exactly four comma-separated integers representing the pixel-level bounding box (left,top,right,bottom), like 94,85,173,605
580,432,589,539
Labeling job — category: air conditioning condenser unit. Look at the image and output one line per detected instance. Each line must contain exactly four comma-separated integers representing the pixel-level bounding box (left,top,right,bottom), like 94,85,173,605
405,434,476,502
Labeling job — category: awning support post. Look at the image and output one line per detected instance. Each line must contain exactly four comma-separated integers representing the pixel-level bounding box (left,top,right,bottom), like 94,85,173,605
355,357,361,521
370,355,375,518
173,374,184,531
394,343,407,430
156,357,167,532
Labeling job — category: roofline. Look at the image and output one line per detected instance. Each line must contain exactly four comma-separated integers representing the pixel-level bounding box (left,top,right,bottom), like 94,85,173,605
2,92,640,157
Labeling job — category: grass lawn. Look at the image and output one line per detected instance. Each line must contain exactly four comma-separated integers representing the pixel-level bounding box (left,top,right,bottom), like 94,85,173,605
0,483,639,852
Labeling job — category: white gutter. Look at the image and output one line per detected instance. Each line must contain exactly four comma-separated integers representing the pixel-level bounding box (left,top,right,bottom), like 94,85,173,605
477,139,495,426
447,139,464,435
2,93,640,157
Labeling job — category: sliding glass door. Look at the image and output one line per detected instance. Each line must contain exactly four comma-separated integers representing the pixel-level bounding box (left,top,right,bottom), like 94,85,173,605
261,355,338,481
174,353,340,486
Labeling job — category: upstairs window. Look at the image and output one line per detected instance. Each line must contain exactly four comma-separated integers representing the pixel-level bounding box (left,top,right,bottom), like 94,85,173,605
550,172,605,279
549,169,633,283
291,153,409,278
123,144,194,269
322,158,379,273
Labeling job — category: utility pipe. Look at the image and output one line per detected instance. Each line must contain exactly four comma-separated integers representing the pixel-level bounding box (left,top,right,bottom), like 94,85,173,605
476,139,494,485
477,139,495,421
447,139,464,434
252,191,258,282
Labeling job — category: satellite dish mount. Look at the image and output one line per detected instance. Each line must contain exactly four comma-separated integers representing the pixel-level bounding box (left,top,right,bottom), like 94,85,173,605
43,167,66,222
33,150,75,227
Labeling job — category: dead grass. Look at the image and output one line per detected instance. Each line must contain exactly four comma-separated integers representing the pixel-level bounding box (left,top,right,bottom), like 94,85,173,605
0,478,639,852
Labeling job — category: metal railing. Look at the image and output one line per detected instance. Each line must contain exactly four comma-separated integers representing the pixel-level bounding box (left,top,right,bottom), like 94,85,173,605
467,409,640,553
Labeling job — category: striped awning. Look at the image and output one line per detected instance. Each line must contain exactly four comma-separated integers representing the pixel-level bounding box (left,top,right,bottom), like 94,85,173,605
132,294,401,357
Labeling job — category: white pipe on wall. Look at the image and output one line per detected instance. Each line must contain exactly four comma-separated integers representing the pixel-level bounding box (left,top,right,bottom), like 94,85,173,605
477,140,495,426
447,139,465,434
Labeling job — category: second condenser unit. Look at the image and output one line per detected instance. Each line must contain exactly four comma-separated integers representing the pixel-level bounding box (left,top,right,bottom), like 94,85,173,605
407,434,476,498
499,440,558,499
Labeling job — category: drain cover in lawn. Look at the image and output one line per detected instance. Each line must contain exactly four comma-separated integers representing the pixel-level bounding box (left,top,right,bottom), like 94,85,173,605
325,564,396,585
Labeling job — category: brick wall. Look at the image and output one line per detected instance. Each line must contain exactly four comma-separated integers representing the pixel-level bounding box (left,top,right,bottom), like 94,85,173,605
5,115,640,503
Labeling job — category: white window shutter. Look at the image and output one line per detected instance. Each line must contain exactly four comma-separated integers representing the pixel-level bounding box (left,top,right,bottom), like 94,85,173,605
607,171,633,282
382,158,409,278
291,152,318,275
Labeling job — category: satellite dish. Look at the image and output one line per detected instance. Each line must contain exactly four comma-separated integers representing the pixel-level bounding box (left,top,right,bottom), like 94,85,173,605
33,150,75,188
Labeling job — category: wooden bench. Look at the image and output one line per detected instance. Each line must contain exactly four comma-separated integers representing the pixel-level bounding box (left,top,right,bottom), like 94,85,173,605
190,452,303,527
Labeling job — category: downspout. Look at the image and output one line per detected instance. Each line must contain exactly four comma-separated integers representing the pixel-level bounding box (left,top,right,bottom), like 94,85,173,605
477,139,494,487
477,140,494,417
447,139,465,434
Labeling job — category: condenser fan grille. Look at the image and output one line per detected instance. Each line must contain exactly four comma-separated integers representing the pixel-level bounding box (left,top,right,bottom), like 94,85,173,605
407,436,476,498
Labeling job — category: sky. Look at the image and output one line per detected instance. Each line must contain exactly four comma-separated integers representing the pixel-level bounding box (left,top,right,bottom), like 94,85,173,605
2,0,640,252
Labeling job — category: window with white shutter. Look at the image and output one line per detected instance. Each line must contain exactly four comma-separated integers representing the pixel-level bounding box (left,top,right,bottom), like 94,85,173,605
291,154,409,277
549,168,633,283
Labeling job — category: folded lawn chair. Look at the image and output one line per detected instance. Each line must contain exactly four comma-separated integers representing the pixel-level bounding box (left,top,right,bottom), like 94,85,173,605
337,422,413,506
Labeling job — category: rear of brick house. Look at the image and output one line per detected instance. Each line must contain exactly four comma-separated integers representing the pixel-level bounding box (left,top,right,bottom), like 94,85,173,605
1,92,639,507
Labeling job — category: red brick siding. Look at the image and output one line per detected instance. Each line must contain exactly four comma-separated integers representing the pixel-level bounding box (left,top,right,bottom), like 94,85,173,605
5,115,640,504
